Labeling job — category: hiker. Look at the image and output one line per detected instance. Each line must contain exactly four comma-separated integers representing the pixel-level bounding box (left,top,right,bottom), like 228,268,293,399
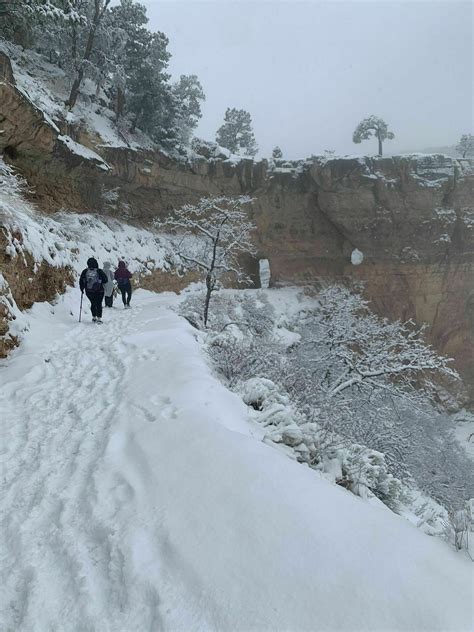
79,257,107,323
114,260,133,308
103,261,115,308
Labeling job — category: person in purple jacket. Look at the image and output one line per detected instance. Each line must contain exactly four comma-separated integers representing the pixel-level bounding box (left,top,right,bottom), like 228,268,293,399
114,261,133,308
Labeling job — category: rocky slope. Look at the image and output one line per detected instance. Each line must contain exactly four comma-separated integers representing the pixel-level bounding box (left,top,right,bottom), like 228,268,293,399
1,49,473,402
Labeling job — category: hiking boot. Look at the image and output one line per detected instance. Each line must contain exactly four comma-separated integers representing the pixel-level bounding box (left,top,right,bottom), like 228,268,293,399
92,317,97,322
96,318,103,325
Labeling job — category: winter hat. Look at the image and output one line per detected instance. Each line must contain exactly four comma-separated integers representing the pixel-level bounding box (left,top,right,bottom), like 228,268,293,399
103,261,111,269
87,257,99,269
118,260,126,268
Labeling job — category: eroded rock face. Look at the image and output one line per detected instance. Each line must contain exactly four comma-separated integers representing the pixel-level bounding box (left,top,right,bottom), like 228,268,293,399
0,60,473,401
254,156,474,403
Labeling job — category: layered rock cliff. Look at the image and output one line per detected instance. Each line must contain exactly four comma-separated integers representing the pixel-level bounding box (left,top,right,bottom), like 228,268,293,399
1,51,473,401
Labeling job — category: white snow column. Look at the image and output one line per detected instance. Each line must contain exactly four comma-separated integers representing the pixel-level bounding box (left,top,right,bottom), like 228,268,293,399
259,258,271,288
351,248,364,265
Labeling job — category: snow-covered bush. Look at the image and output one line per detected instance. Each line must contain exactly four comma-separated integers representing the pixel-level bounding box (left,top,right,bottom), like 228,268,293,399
339,444,404,509
189,291,405,506
180,291,281,385
191,138,231,161
179,290,274,334
237,376,404,509
449,501,474,551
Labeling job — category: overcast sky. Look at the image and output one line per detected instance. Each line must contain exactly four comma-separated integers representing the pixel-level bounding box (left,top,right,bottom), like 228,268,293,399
141,0,473,159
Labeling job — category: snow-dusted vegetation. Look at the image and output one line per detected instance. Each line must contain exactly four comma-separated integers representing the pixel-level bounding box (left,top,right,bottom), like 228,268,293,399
0,161,168,272
179,287,474,548
158,196,256,325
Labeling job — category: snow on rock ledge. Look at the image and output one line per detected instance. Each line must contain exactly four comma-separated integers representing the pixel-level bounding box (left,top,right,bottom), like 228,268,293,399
58,135,111,172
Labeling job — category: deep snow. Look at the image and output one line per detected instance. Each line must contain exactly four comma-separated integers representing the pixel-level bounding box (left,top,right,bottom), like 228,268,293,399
0,288,472,632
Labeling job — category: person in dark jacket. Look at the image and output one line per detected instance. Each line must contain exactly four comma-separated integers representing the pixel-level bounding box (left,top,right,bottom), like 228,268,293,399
114,261,133,308
79,257,108,323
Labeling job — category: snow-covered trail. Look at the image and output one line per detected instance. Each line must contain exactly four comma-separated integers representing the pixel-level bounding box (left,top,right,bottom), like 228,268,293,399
0,290,473,632
0,290,247,631
0,295,169,630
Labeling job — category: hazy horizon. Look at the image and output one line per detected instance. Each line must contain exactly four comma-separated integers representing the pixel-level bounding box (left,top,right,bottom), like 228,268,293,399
140,0,472,159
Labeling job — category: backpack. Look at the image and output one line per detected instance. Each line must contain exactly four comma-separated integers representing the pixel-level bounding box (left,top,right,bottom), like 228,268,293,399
117,275,129,288
85,268,102,292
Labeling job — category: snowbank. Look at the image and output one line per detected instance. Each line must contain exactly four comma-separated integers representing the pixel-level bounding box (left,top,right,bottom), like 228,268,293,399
0,159,169,276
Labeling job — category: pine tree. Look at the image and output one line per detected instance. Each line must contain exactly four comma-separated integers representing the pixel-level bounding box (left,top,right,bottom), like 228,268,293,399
172,74,205,148
108,0,150,119
353,115,394,156
216,108,258,157
0,0,82,48
272,146,283,160
126,31,173,139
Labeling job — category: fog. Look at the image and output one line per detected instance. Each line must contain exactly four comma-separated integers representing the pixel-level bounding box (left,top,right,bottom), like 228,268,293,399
142,0,473,159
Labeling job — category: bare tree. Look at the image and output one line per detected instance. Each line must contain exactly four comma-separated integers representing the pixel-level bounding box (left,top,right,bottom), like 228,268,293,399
353,115,394,156
305,286,458,398
159,196,256,326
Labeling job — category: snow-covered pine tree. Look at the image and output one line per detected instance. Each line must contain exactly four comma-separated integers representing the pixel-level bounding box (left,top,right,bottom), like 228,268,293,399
272,146,283,160
125,31,175,142
216,108,258,157
0,0,83,48
172,74,205,148
108,0,151,120
352,115,394,156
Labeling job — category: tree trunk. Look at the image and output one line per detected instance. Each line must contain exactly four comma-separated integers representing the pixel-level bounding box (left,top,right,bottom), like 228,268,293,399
377,134,383,156
67,71,85,110
203,273,213,326
71,24,77,63
130,107,144,134
203,231,221,326
115,87,125,121
66,1,110,110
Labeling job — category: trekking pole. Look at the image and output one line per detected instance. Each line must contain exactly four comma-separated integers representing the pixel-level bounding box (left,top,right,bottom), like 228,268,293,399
79,292,83,322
